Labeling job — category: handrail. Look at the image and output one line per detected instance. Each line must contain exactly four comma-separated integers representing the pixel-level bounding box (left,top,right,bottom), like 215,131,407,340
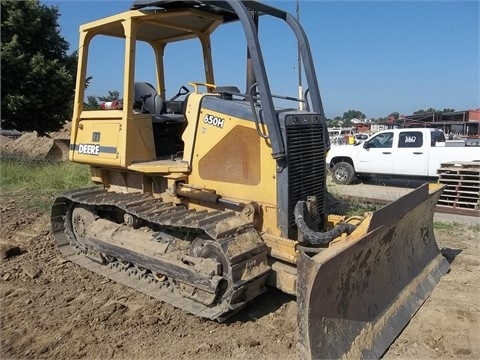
248,83,269,139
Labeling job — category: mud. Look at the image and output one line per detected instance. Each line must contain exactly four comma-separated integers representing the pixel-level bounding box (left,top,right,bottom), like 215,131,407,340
0,191,479,359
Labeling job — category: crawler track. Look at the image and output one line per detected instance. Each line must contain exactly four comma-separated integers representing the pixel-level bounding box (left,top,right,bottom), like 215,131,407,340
51,187,270,321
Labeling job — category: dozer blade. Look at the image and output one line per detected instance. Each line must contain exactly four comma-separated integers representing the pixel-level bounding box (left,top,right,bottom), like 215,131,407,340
297,183,449,359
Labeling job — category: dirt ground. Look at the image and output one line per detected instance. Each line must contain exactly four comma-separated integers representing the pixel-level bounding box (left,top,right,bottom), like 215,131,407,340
1,191,479,359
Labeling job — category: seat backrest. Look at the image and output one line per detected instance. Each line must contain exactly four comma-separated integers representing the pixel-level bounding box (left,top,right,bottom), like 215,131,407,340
134,82,163,116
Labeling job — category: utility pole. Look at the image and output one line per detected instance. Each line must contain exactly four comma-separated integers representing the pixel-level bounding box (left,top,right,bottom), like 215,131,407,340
297,0,304,110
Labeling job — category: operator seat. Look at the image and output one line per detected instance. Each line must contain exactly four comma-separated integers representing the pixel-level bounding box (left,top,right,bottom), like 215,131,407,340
134,82,184,123
134,82,186,157
134,82,163,116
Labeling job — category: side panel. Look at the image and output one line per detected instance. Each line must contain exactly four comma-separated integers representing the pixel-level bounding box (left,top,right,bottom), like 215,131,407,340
70,112,156,167
186,99,279,235
71,117,122,166
124,115,156,165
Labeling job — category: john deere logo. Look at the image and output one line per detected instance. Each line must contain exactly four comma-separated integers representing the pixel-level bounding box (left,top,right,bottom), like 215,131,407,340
78,144,100,155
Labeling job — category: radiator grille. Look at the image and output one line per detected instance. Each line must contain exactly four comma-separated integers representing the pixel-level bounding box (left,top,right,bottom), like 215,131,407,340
285,123,326,238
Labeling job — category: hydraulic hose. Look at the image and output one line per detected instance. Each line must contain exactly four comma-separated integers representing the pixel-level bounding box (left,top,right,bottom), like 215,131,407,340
294,201,357,246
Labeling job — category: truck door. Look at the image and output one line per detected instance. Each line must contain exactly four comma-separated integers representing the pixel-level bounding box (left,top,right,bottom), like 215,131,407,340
394,130,428,176
357,131,394,174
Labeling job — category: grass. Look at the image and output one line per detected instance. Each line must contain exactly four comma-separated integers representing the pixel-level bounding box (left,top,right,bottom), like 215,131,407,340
434,221,480,233
469,223,480,233
327,182,382,217
0,155,93,210
341,198,381,217
433,221,462,232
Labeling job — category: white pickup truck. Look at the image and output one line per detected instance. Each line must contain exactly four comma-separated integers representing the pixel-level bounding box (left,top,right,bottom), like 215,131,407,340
326,128,480,184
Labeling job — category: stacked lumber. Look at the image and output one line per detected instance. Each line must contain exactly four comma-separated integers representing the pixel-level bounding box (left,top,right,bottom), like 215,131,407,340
437,161,480,213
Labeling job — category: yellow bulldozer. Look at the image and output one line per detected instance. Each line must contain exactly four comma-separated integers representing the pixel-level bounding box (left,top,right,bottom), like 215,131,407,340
51,1,449,358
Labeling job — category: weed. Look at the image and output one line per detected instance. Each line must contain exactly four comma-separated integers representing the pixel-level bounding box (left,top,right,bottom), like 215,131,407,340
0,155,92,209
343,199,380,217
434,221,480,235
468,223,480,233
328,193,381,217
433,221,463,232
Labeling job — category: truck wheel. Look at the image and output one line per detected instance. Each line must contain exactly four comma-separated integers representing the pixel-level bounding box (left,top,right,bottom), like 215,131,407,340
331,162,355,185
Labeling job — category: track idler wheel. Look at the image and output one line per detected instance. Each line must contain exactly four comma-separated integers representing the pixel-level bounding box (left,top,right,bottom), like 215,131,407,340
67,204,104,263
69,204,97,248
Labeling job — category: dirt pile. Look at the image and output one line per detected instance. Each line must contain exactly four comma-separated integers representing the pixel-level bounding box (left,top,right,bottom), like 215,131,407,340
0,135,13,145
0,123,71,160
1,132,55,158
49,122,72,140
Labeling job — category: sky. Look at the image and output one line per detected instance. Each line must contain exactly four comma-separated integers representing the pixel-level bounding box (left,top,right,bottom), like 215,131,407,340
44,0,480,119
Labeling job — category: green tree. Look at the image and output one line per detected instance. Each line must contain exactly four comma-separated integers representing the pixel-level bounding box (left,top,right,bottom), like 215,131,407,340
84,90,121,110
327,119,340,127
388,112,400,120
342,110,366,126
85,96,100,111
98,91,121,102
1,0,76,134
413,108,437,114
